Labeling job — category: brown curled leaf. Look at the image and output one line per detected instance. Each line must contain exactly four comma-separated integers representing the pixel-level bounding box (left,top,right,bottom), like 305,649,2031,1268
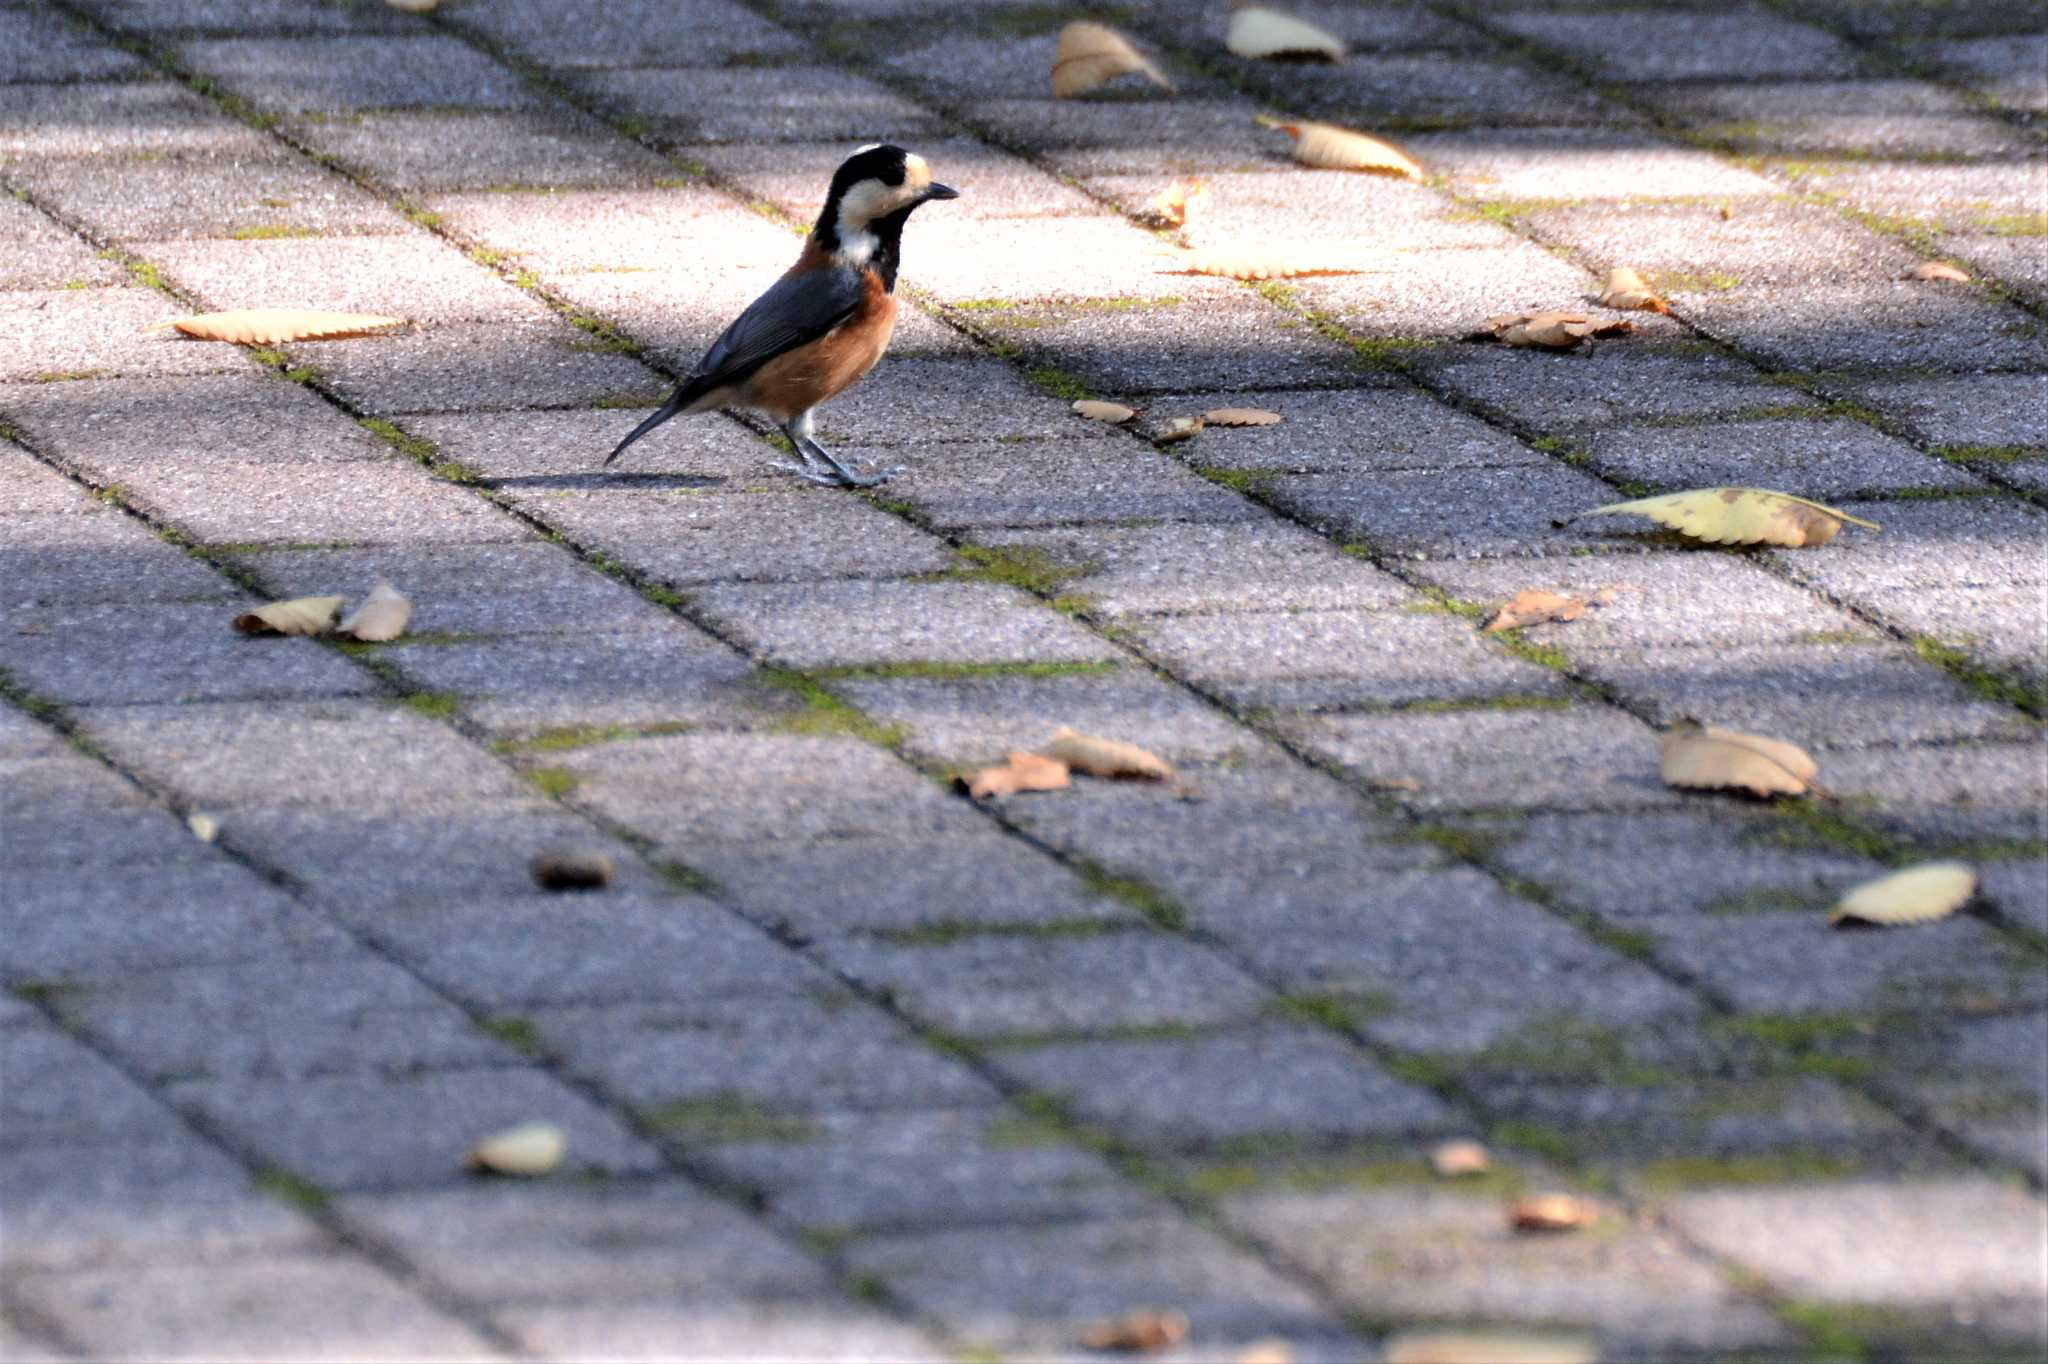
1052,21,1175,98
1429,1139,1491,1177
1145,177,1209,230
1081,1308,1189,1353
531,849,614,892
233,595,343,637
1155,415,1204,444
1484,589,1586,632
149,308,405,344
1660,720,1814,799
1510,1192,1598,1233
1073,399,1139,424
1906,260,1970,283
1202,407,1282,427
1597,266,1670,314
336,579,411,643
1474,311,1633,350
958,751,1072,801
1042,726,1176,781
1254,114,1421,179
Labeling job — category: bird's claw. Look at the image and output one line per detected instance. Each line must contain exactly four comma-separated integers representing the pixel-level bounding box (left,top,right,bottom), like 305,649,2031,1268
770,459,845,486
771,457,904,489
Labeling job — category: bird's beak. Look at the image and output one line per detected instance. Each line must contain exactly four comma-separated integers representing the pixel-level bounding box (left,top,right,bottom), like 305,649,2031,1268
922,182,959,201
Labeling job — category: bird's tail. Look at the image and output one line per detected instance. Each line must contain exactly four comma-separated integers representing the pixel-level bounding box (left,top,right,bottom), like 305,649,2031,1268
602,382,698,467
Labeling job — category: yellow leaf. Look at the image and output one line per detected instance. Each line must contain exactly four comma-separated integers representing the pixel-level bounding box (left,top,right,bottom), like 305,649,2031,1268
1906,261,1971,283
186,812,220,843
1384,1330,1597,1364
150,309,405,344
958,752,1072,801
1164,244,1376,279
233,595,343,636
1484,588,1586,632
1155,415,1204,444
336,579,411,643
531,848,613,892
1829,861,1975,928
1661,721,1813,799
1145,177,1208,229
1429,1139,1491,1177
1042,726,1177,781
1226,7,1346,61
1052,22,1174,98
1575,487,1879,548
1073,399,1138,424
1510,1192,1598,1232
1477,311,1632,349
1597,266,1670,314
1081,1309,1188,1353
1202,407,1282,427
463,1121,566,1176
1255,115,1422,179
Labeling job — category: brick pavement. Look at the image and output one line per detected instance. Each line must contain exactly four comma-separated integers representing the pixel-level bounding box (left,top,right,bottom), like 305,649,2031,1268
2,0,2045,1359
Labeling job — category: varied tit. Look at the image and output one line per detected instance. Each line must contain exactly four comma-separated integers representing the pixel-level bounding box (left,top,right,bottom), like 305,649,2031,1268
603,143,958,487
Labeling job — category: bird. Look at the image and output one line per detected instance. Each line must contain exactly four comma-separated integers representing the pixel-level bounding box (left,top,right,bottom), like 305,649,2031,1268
603,143,957,487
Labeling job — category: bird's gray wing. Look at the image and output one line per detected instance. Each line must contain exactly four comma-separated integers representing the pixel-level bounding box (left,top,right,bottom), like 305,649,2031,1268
687,262,865,391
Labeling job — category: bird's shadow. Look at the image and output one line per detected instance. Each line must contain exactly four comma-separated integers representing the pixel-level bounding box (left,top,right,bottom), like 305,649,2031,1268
490,472,729,492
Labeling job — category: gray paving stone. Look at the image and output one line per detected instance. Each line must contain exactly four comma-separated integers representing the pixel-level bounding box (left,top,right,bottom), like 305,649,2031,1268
826,666,1265,770
1413,551,1876,652
569,65,943,146
902,213,1248,302
1241,48,1623,127
288,107,678,194
72,0,424,32
10,1253,507,1362
365,892,827,1010
1584,417,1981,498
405,406,770,485
1686,280,2048,373
968,521,1413,618
543,732,988,849
696,1105,1153,1231
1296,243,1607,341
447,0,801,70
80,700,531,810
496,1299,946,1363
1276,704,1677,812
968,97,1283,178
1844,374,2048,453
0,7,144,83
1498,5,1857,79
1801,741,2048,845
9,149,402,244
3,1027,181,1147
3,370,393,468
0,1137,321,1274
690,580,1122,670
108,454,528,546
1087,169,1514,255
991,1026,1452,1148
1979,857,2048,936
0,288,243,383
1768,493,2048,593
821,931,1272,1038
1526,198,1923,292
1935,30,2048,110
0,193,129,291
1937,231,2048,308
809,357,1106,447
497,488,957,585
171,1065,662,1190
881,30,1193,104
880,437,1259,531
175,34,542,115
1582,641,2034,750
1420,341,1822,436
0,80,273,161
418,183,733,273
1218,1182,1791,1353
1406,124,1779,201
1902,1008,2048,1179
292,319,664,416
529,994,1000,1114
1265,462,1620,560
0,600,377,706
56,958,517,1085
1125,386,1541,477
1664,77,2032,159
0,515,244,605
1126,605,1572,712
850,1216,1359,1357
341,1180,830,1303
1818,157,2048,234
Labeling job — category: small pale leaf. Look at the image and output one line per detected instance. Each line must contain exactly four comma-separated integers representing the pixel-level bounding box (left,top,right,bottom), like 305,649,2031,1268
233,595,343,637
1226,7,1346,62
1598,266,1670,314
1484,589,1585,632
386,0,442,9
531,849,614,892
1256,115,1422,179
1575,487,1879,548
1043,726,1176,781
186,812,221,843
150,308,405,344
1073,399,1138,424
1510,1192,1598,1233
1479,310,1633,350
1202,407,1282,427
1829,862,1975,928
337,579,411,643
1429,1139,1491,1177
1661,721,1813,799
1052,22,1174,98
1906,261,1971,283
1237,1344,1296,1364
1384,1330,1598,1364
959,752,1072,801
1155,415,1204,444
1145,177,1208,229
1081,1309,1189,1353
464,1121,566,1176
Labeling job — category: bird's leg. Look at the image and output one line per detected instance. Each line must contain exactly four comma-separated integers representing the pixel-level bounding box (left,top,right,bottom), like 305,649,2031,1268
772,414,832,480
774,411,902,488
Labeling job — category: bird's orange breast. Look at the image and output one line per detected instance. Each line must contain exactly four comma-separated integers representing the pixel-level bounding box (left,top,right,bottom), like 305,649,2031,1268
741,269,897,422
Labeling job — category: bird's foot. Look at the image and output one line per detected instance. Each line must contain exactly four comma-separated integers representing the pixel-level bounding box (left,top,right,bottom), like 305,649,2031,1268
771,456,903,489
770,458,850,487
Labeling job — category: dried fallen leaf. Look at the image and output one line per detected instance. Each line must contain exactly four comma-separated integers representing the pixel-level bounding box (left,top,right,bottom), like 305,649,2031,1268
232,595,343,637
1255,114,1421,179
1510,1192,1598,1233
386,0,441,9
1573,487,1879,548
1043,726,1177,781
1164,244,1377,280
1829,861,1975,928
1368,775,1421,793
336,579,411,643
531,849,614,892
1484,589,1586,632
149,308,405,345
959,751,1072,800
186,812,220,843
1226,7,1346,61
1475,311,1633,350
1155,415,1205,444
1661,720,1814,799
1052,21,1174,98
1145,177,1209,229
1598,266,1670,314
1906,260,1971,283
1384,1329,1597,1364
1073,399,1139,424
1082,1308,1189,1353
1429,1139,1491,1178
1202,407,1282,427
1237,1343,1295,1364
463,1121,566,1176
